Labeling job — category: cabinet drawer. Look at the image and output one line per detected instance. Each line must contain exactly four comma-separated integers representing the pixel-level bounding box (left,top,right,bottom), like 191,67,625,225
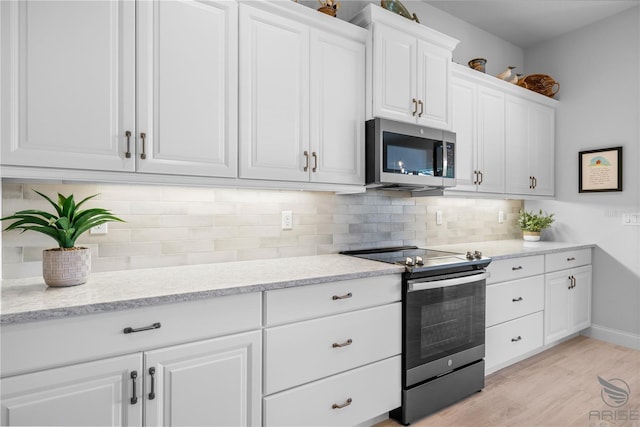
486,255,544,284
264,303,401,395
485,311,543,371
264,275,401,326
486,276,544,327
545,249,591,272
1,293,262,377
264,355,401,427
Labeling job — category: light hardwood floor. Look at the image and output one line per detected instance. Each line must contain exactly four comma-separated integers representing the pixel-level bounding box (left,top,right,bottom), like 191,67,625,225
376,336,640,427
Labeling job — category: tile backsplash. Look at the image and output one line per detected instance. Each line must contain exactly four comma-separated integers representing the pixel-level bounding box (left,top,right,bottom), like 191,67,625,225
1,182,523,279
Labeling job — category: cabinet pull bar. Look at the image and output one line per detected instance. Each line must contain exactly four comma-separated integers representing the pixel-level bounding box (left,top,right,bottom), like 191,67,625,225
140,132,147,159
533,176,537,189
123,322,161,334
567,257,576,261
332,292,352,300
511,336,522,342
332,339,353,348
418,99,424,117
332,398,353,409
312,151,318,172
568,276,573,289
303,151,309,172
529,176,533,189
130,371,138,405
512,266,523,271
148,367,156,400
125,131,132,158
412,98,418,116
473,171,478,185
512,297,523,302
478,171,483,185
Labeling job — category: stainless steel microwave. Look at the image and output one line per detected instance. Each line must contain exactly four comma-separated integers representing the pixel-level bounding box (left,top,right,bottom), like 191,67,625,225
365,118,456,192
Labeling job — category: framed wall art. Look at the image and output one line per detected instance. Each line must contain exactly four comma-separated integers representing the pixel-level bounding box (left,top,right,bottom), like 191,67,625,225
578,146,623,193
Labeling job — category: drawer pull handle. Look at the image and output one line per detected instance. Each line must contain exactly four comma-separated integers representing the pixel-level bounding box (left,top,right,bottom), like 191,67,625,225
130,371,138,405
512,266,523,271
567,257,576,261
123,322,161,334
332,339,353,348
511,336,522,342
512,297,523,302
332,292,352,301
148,367,156,400
332,398,353,409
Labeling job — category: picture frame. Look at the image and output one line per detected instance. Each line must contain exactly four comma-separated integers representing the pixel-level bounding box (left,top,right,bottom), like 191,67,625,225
578,146,623,193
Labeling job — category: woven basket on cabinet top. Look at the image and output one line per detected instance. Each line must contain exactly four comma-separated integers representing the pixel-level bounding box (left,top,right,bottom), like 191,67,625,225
518,74,560,98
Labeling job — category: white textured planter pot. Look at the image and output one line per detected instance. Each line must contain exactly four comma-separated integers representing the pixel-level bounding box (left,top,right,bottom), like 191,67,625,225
42,247,91,287
522,231,541,242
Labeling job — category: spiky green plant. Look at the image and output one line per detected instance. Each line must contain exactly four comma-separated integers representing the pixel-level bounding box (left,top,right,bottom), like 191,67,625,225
0,191,125,249
518,209,555,232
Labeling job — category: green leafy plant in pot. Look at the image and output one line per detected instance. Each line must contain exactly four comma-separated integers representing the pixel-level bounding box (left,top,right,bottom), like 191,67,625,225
1,191,124,287
518,209,555,241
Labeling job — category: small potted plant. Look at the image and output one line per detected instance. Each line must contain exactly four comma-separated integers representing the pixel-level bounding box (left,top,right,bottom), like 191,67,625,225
1,191,124,287
518,209,555,241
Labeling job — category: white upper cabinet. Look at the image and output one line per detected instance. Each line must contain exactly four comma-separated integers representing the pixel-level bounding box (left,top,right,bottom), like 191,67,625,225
239,1,366,185
352,4,458,130
136,0,237,177
0,0,135,172
1,0,237,178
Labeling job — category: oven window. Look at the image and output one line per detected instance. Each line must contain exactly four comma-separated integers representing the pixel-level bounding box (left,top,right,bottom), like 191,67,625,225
420,296,473,359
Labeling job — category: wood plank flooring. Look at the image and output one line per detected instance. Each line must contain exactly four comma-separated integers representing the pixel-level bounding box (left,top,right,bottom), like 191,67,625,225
376,336,640,427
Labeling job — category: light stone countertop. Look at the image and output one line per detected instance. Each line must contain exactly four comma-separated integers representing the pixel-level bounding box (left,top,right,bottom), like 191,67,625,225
1,254,404,325
427,239,595,261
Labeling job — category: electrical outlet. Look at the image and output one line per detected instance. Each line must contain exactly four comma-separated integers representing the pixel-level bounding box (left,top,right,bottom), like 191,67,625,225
281,211,293,230
436,211,443,225
498,211,505,224
90,223,108,235
622,213,640,226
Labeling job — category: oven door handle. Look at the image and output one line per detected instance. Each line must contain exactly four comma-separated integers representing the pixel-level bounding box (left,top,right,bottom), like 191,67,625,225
407,271,490,292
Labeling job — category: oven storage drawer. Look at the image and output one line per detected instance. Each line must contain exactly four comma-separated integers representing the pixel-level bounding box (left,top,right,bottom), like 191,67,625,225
486,255,544,284
263,355,401,426
264,274,401,326
264,303,401,395
486,276,544,327
485,311,543,371
545,249,591,273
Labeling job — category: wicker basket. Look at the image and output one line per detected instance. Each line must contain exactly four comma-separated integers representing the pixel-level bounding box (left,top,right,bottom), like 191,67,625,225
519,74,559,98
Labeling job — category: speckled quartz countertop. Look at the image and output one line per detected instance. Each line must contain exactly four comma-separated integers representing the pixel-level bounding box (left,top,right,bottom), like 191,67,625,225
428,239,595,261
0,254,404,325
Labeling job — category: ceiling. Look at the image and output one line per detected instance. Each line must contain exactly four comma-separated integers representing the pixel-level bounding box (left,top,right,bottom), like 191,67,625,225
422,0,640,48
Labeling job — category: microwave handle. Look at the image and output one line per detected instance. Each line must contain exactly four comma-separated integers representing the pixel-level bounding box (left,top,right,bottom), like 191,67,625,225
407,271,490,292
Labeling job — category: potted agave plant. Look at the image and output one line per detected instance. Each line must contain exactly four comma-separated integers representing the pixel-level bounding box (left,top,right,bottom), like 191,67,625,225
1,191,124,287
518,209,555,241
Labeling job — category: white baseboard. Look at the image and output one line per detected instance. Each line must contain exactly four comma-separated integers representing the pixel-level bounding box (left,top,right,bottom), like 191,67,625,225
582,324,640,350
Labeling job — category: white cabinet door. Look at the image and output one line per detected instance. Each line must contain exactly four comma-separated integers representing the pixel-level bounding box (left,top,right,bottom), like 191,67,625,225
136,0,237,177
144,331,261,427
239,4,309,182
476,86,505,194
372,24,416,123
450,77,477,191
0,0,135,171
529,103,555,196
505,95,531,195
1,354,142,427
310,30,365,185
570,266,592,333
416,40,451,130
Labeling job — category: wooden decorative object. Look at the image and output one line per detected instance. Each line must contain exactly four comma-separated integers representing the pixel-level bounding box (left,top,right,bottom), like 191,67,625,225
519,74,560,98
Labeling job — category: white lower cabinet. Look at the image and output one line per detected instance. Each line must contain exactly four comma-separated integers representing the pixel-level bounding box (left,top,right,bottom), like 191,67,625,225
485,312,544,371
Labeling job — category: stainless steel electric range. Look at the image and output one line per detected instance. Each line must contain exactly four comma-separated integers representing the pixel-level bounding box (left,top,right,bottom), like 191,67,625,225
341,246,492,425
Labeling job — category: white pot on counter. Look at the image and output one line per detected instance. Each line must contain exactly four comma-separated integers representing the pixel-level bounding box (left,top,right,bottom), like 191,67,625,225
42,247,91,287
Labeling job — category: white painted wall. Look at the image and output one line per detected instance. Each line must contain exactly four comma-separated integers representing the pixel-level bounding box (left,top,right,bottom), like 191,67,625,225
525,7,640,343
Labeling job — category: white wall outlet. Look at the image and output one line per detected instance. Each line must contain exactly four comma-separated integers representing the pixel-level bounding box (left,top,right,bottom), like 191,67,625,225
90,223,108,235
498,211,505,223
436,211,443,225
622,213,640,226
281,210,293,230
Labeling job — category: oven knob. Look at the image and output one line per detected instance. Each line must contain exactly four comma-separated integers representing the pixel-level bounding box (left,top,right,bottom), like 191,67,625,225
415,256,424,265
405,257,415,266
474,250,483,259
465,251,474,260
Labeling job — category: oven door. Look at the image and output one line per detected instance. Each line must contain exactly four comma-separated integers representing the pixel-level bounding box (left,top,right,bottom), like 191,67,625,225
404,271,488,386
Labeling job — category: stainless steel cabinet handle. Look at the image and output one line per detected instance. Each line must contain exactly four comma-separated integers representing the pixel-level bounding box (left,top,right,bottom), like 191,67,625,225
532,176,537,189
303,151,309,172
567,257,576,261
312,151,318,172
123,322,161,334
418,99,424,117
473,170,478,185
332,398,353,409
332,292,352,300
512,297,523,302
332,339,353,348
511,336,522,342
148,367,156,400
140,132,147,159
412,98,418,116
130,371,138,405
478,171,484,185
529,176,533,189
125,131,132,158
512,266,523,271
